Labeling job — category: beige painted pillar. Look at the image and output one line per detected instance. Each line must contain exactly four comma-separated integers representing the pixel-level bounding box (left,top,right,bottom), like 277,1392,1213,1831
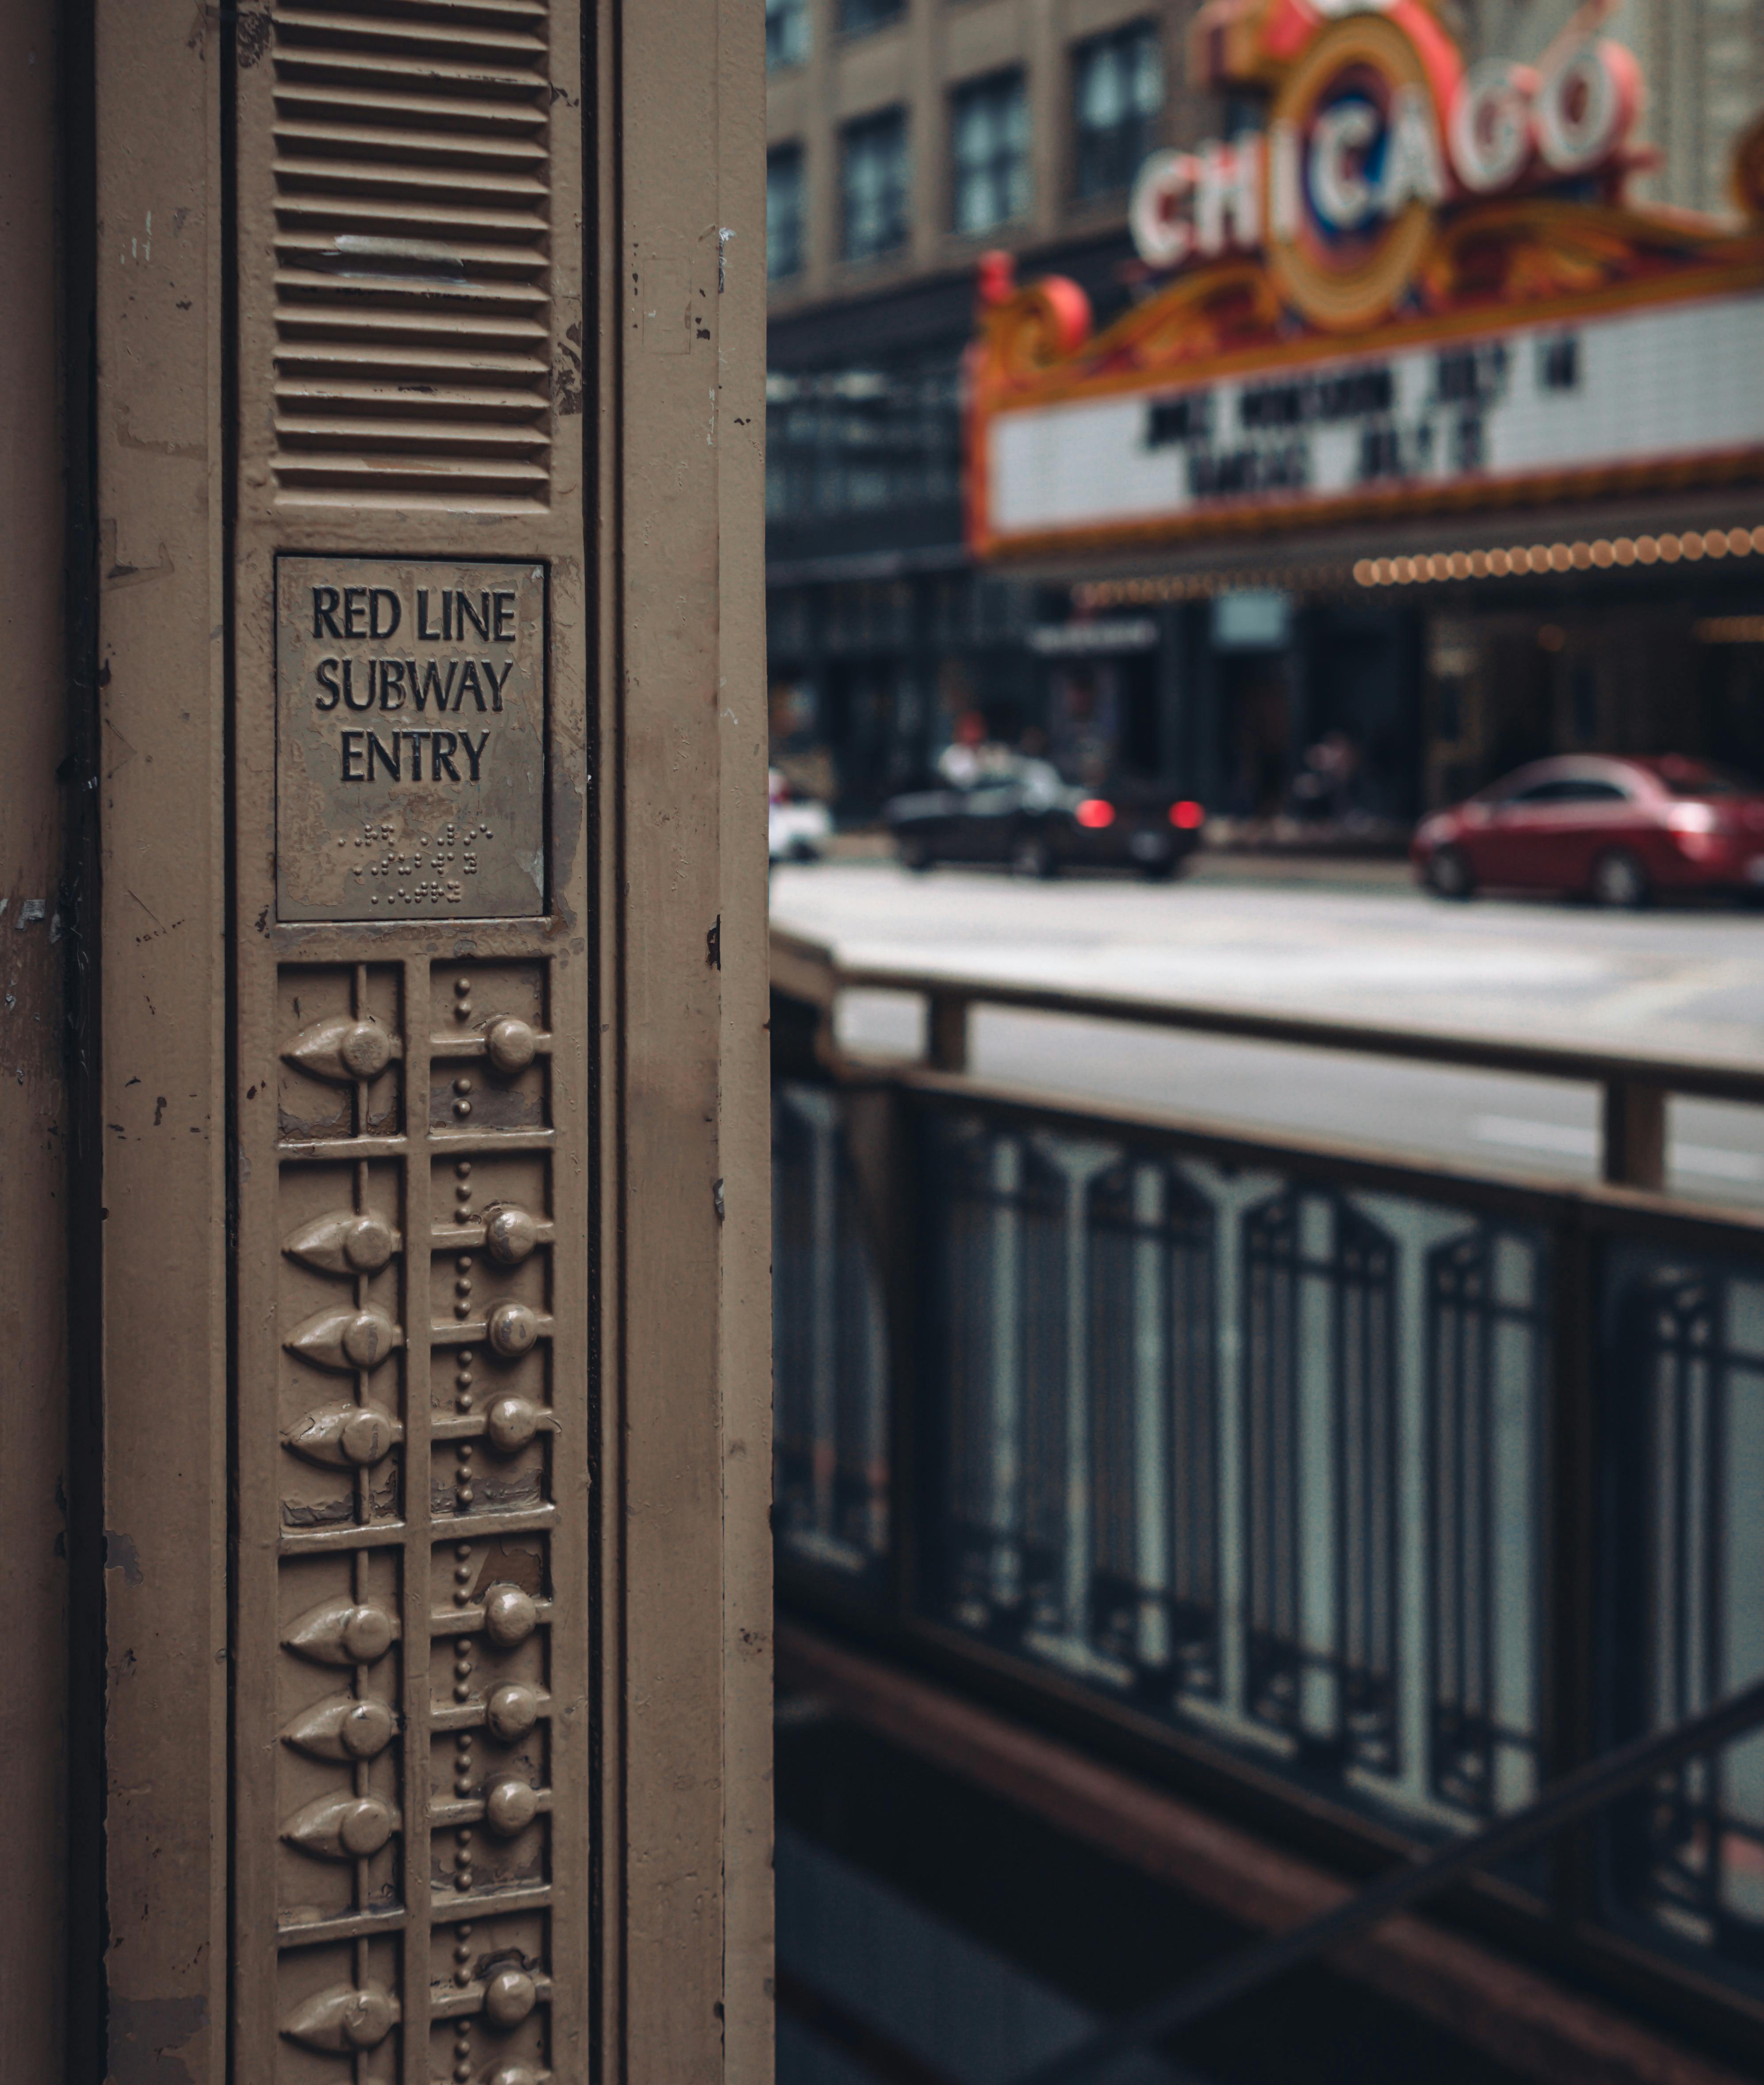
19,1,773,2078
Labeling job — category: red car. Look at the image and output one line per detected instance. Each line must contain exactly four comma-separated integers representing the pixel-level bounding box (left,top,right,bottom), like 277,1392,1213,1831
1413,756,1764,906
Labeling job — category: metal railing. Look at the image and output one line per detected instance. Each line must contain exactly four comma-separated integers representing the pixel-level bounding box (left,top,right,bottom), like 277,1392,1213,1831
1019,1671,1764,2085
775,925,1764,1192
771,928,1764,2054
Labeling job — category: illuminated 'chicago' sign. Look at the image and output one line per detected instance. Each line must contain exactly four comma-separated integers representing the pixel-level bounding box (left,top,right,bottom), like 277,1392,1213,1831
1131,0,1641,331
964,0,1764,557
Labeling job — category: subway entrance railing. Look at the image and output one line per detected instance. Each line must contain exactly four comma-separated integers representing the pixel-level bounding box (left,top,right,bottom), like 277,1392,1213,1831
770,927,1764,2062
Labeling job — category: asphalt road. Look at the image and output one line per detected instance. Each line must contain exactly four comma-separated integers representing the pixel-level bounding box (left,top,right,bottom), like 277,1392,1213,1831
769,858,1764,1207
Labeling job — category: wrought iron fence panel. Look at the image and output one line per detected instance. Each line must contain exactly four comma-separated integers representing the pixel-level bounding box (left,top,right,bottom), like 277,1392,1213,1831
1428,1228,1548,1820
1241,1190,1406,1782
773,1081,891,1585
1088,1160,1220,1698
767,937,1764,2020
1603,1246,1764,1975
939,1122,1032,1635
1243,1190,1304,1743
917,1104,1552,1835
1020,1134,1096,1665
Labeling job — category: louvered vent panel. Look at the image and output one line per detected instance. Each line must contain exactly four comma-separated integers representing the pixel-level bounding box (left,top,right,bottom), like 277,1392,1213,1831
271,0,552,507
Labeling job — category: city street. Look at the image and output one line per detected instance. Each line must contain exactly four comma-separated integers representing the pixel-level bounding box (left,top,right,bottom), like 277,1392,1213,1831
770,858,1764,1205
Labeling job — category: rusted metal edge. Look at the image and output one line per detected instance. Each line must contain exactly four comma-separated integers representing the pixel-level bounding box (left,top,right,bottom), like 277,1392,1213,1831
777,1619,1756,2085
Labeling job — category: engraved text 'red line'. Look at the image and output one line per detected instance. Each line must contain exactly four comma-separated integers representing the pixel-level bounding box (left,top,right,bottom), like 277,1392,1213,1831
310,587,517,779
276,556,547,924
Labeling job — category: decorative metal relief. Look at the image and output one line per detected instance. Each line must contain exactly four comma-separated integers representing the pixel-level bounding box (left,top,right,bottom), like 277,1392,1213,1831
253,954,567,2084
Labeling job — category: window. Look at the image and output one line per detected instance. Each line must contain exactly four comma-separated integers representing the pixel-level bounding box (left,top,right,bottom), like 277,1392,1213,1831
765,354,962,527
1538,334,1581,391
840,0,905,34
768,146,805,281
1072,20,1163,200
842,108,909,263
765,0,807,71
951,71,1029,235
1505,778,1630,805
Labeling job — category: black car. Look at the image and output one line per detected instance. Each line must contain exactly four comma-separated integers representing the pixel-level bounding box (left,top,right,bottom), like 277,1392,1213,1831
885,766,1206,879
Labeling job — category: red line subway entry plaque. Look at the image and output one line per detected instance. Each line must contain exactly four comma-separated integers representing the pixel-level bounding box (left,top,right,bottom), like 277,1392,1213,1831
275,555,547,922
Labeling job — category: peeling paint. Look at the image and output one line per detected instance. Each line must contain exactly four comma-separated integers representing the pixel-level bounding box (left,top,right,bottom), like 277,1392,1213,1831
105,1530,144,1586
107,1993,206,2085
235,7,272,66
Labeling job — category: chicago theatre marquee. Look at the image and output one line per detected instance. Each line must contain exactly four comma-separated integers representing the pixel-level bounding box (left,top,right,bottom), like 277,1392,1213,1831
967,0,1764,829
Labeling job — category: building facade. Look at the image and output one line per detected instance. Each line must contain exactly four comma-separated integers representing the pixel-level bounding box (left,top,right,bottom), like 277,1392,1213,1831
766,0,1764,832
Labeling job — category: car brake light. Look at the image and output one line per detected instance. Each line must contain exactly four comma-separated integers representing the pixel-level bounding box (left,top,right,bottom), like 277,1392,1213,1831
1076,799,1115,829
1169,800,1205,829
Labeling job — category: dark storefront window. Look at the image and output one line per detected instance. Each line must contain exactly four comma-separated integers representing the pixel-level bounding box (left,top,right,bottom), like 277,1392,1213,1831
952,71,1030,234
765,354,960,535
841,0,905,37
842,108,910,262
1072,21,1163,200
768,146,805,281
765,0,807,71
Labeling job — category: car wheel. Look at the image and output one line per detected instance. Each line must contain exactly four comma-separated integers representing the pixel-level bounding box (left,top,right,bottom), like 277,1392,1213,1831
897,834,933,873
1591,847,1650,909
1426,844,1475,901
1011,834,1057,881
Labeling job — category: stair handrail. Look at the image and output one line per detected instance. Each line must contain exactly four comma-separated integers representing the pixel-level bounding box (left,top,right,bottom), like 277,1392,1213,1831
1009,1674,1764,2085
